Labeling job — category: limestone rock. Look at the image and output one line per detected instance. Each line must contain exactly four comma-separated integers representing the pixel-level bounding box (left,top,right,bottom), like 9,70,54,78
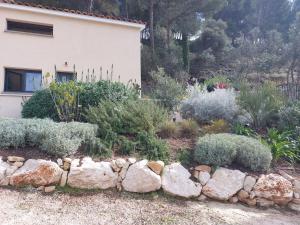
60,171,68,187
198,194,208,202
238,190,250,201
162,163,202,198
13,162,23,168
128,158,137,165
292,198,300,204
195,165,211,174
147,161,164,175
198,171,210,186
10,159,62,187
277,170,294,182
7,156,25,163
119,162,130,180
229,196,239,203
67,157,117,190
116,158,127,168
244,176,256,193
122,160,161,193
294,193,300,199
0,158,18,186
253,174,293,205
110,160,120,172
256,198,275,208
202,168,246,201
37,186,45,191
57,158,63,167
244,198,257,207
44,186,56,193
294,180,300,195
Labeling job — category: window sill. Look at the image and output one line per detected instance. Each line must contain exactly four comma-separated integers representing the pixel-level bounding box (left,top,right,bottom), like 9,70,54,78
0,92,33,97
4,30,54,38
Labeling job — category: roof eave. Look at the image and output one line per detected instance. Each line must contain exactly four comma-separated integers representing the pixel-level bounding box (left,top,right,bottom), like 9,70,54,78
0,3,146,30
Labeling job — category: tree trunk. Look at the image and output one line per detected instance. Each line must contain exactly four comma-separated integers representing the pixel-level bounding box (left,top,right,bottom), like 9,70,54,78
182,33,190,73
149,0,155,54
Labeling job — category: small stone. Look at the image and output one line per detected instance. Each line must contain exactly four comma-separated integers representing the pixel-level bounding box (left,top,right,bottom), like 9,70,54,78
119,162,130,179
37,186,45,191
63,162,71,171
111,160,120,172
63,158,72,164
256,198,275,208
193,170,200,179
13,161,23,168
294,193,300,199
7,156,25,162
238,190,250,201
243,176,256,193
244,198,257,207
229,196,239,204
60,171,68,187
128,158,137,165
294,180,300,195
195,165,211,174
278,170,295,182
57,158,63,167
249,191,256,199
198,171,210,186
116,158,127,168
44,186,56,193
288,203,300,212
147,161,164,175
117,182,122,192
198,194,208,202
292,198,300,204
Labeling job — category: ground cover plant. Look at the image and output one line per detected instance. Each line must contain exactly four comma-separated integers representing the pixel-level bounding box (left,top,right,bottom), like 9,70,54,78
0,118,97,156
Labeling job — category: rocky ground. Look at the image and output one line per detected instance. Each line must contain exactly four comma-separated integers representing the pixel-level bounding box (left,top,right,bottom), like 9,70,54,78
0,188,299,225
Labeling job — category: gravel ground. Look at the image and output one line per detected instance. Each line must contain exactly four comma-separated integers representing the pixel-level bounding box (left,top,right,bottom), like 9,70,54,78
0,188,299,225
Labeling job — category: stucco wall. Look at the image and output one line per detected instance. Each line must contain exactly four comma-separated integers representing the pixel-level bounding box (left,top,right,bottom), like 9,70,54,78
0,6,143,118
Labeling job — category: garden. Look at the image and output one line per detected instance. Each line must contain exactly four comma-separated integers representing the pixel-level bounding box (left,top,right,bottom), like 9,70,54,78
1,68,299,178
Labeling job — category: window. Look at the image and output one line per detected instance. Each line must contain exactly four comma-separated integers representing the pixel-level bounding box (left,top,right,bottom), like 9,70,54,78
4,68,42,93
56,72,74,83
7,20,53,36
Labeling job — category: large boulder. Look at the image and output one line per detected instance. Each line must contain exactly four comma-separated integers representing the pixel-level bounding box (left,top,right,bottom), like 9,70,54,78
162,163,202,198
67,157,117,190
0,158,18,186
122,160,161,193
202,168,246,201
10,159,63,187
253,174,293,205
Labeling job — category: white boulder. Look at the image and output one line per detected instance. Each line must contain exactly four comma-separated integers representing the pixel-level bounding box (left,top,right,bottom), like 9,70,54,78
67,157,117,189
202,168,246,201
122,160,161,193
162,163,202,198
244,176,257,193
0,158,18,186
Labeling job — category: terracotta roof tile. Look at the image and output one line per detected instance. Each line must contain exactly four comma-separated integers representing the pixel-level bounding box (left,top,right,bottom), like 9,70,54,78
0,0,145,25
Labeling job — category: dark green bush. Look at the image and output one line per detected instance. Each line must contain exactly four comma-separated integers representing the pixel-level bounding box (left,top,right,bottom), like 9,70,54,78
278,101,300,131
117,136,137,155
195,133,272,172
21,89,58,121
83,137,112,158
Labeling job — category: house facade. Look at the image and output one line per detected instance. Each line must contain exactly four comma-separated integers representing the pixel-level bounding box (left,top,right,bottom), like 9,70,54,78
0,0,145,118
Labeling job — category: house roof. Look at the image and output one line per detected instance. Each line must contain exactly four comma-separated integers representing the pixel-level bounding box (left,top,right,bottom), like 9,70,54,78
0,0,145,27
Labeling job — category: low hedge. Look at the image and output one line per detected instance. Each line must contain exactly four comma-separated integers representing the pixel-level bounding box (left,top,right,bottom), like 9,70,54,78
0,118,98,156
195,133,272,172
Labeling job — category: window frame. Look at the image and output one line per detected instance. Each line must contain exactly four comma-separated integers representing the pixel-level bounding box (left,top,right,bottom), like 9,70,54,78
5,19,54,37
4,67,43,93
56,71,75,83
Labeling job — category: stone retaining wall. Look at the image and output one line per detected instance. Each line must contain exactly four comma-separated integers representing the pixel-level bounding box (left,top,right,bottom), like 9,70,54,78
0,156,299,212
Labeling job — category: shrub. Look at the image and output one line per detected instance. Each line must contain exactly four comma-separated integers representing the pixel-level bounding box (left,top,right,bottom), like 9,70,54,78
195,134,272,172
150,68,186,111
233,124,257,137
238,82,285,129
158,121,178,138
83,137,112,158
202,119,230,134
136,131,169,162
177,148,193,166
278,101,300,131
21,89,58,121
181,88,239,123
0,118,98,156
178,119,199,138
117,136,137,155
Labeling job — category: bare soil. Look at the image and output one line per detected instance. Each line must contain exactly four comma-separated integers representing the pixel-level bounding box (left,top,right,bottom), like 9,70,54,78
0,188,299,225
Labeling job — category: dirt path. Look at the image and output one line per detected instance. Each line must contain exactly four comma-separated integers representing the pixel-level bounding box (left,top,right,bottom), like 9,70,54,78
0,189,299,225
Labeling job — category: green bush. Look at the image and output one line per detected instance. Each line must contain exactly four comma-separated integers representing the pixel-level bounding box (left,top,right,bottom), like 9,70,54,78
195,133,272,172
278,101,300,131
150,68,186,111
21,80,138,121
177,148,193,166
178,119,199,137
238,82,285,129
117,136,137,155
158,121,178,138
0,118,98,156
136,131,169,162
21,89,58,121
83,137,112,158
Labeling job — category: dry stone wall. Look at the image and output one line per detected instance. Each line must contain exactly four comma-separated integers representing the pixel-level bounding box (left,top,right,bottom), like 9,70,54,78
0,155,299,212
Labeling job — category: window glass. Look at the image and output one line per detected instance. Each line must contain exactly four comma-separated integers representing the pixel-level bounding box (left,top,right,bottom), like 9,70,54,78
5,68,42,92
56,72,74,83
7,20,53,36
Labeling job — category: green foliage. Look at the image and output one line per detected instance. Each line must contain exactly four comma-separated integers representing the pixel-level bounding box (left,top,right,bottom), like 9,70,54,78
83,137,112,158
233,124,257,137
158,121,178,138
195,133,272,172
177,148,193,167
278,101,300,131
238,82,285,129
21,89,58,121
136,131,169,162
266,129,300,163
202,119,230,135
178,119,199,138
0,118,98,156
117,136,137,155
49,81,83,122
150,68,186,111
